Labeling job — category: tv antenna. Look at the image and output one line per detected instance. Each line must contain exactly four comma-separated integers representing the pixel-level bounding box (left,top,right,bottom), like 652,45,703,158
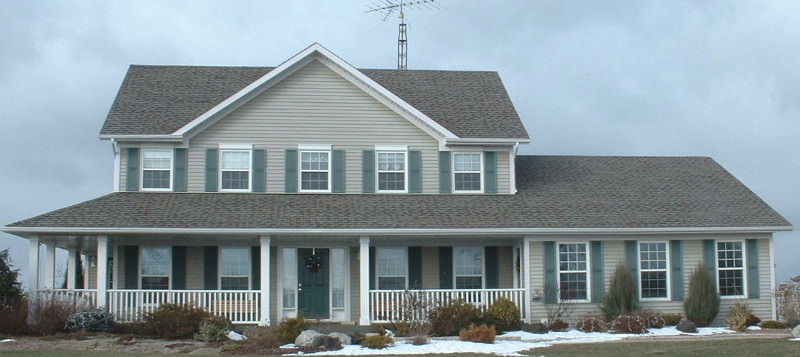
366,0,443,70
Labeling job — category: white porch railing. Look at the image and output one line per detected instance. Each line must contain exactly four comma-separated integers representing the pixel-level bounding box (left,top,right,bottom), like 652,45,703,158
107,289,261,324
38,289,98,311
369,288,526,322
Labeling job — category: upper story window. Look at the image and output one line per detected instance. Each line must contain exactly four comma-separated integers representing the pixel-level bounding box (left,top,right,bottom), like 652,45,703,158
220,247,250,290
377,247,407,290
639,242,669,299
558,243,589,301
142,149,172,190
220,149,251,191
377,151,407,192
300,150,330,192
141,246,170,289
717,241,745,297
453,153,482,192
454,247,484,289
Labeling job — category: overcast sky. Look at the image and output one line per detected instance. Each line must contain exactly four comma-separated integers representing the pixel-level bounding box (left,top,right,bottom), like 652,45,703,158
1,0,798,287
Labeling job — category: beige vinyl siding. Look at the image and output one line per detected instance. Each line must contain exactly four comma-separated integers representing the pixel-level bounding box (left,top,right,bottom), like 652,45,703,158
498,246,514,288
119,149,127,191
495,151,511,194
421,247,439,289
187,60,440,193
87,257,97,289
186,247,204,290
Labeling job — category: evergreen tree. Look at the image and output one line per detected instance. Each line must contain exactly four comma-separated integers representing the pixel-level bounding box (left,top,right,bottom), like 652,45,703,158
600,263,639,320
0,249,23,306
683,263,720,326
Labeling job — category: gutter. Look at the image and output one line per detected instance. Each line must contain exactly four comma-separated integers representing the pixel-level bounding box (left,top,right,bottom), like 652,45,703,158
445,137,531,146
98,134,183,142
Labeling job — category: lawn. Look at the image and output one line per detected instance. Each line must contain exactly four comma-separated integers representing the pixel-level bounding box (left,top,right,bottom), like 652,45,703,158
529,338,800,357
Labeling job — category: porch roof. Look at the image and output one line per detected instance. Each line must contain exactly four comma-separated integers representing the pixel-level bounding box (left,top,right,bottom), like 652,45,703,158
5,156,791,234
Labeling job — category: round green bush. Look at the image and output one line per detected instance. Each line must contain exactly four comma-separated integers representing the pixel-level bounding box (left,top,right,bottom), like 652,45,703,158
484,297,521,333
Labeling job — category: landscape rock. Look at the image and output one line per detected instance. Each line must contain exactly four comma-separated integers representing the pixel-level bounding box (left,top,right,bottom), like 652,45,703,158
792,324,800,338
295,330,323,347
676,319,698,333
226,331,245,341
312,335,342,349
327,332,352,345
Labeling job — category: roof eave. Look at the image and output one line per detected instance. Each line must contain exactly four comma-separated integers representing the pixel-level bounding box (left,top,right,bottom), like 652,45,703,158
99,134,184,143
445,137,531,146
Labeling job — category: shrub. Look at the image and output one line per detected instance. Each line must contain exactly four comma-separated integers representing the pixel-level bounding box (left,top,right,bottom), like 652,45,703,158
521,322,548,334
0,249,23,308
575,317,607,332
600,264,639,320
610,315,648,334
638,311,665,329
726,301,753,331
143,303,210,340
428,300,483,336
29,299,77,336
549,319,569,332
243,325,281,348
276,313,312,344
0,299,29,335
361,334,393,349
759,320,787,329
65,307,114,332
194,315,232,342
484,297,521,334
459,323,496,343
661,313,683,326
775,283,800,327
411,334,428,345
683,264,720,327
746,313,761,327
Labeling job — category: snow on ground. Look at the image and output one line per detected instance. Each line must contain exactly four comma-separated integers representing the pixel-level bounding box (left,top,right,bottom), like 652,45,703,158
291,327,736,356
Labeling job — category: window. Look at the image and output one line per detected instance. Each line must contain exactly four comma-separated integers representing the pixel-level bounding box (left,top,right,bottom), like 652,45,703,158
377,152,407,192
141,246,170,289
558,243,588,300
220,150,251,191
454,247,483,289
639,242,669,299
281,248,297,309
300,151,330,191
330,249,346,309
453,153,482,192
142,149,172,190
220,247,250,290
377,248,407,290
717,241,745,297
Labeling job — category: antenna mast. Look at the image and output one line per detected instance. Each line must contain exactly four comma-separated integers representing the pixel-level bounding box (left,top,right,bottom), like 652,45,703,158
366,0,441,70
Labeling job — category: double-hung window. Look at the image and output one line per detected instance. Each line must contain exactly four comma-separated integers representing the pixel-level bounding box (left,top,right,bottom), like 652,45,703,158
220,247,250,290
376,248,407,290
220,149,251,191
454,247,483,289
377,151,407,192
558,243,588,300
453,153,482,192
300,151,330,191
141,246,170,289
142,149,172,190
639,242,669,299
717,241,745,297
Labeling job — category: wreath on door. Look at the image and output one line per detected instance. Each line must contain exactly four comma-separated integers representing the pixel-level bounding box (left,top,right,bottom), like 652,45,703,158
305,253,322,273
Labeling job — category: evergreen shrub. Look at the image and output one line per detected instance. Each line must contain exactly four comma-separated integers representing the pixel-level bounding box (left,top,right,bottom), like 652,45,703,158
683,264,720,327
600,264,639,320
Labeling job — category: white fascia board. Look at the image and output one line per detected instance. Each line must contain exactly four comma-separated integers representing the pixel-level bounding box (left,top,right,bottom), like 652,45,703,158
445,138,531,146
99,134,184,142
3,225,794,238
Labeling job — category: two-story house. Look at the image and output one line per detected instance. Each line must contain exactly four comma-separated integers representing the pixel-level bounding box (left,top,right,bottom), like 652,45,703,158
4,44,792,326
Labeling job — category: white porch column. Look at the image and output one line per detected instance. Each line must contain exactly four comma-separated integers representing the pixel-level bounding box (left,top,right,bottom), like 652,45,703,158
96,236,109,308
359,236,370,326
45,242,56,289
112,243,120,289
260,235,271,326
27,235,40,321
522,236,532,323
67,247,78,290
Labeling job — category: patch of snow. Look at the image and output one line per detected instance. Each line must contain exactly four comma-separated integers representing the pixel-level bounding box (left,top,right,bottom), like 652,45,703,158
0,339,15,343
227,330,246,341
790,338,800,342
746,326,761,331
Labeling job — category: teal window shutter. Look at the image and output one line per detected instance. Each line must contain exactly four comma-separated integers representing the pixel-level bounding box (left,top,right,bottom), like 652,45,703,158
285,150,298,193
591,241,604,303
252,149,266,192
123,246,139,289
369,246,376,290
702,240,717,290
172,246,186,290
408,151,422,193
439,247,453,289
126,148,140,191
438,151,452,194
333,150,346,193
485,246,499,289
408,247,422,289
670,240,684,301
173,148,187,192
203,246,218,290
251,246,261,290
484,151,497,194
362,150,375,193
205,149,218,192
543,241,557,303
746,239,759,298
625,240,639,292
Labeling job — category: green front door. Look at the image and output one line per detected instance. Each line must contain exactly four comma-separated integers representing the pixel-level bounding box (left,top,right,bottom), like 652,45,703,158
297,248,329,319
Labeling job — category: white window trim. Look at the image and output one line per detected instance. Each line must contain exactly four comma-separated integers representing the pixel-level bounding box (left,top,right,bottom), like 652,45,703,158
452,152,484,193
376,151,409,193
376,247,408,290
716,240,748,299
556,242,591,302
139,246,172,290
638,241,671,301
219,149,252,192
299,150,332,193
140,149,173,191
218,247,251,290
453,246,485,289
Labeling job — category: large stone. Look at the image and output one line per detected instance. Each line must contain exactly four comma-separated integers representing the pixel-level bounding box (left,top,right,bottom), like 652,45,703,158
295,330,323,347
328,332,352,345
676,319,698,333
792,324,800,338
312,335,342,350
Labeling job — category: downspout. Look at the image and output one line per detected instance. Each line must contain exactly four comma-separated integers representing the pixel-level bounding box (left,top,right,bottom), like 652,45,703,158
111,139,120,192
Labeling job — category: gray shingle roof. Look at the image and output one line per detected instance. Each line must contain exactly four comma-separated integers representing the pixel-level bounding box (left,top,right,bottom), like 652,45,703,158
100,65,529,139
7,156,790,231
